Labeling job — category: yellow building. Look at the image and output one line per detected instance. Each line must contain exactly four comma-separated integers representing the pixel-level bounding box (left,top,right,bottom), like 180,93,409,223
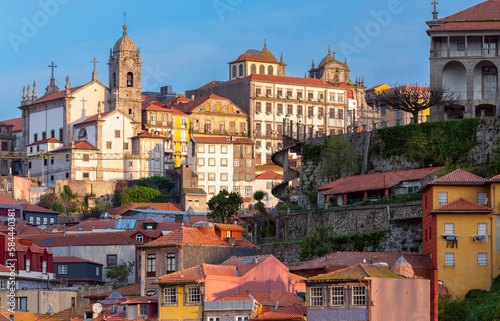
421,169,496,297
170,107,190,167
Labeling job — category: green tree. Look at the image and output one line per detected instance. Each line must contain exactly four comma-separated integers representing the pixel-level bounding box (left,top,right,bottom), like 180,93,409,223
320,135,358,182
120,186,162,205
137,176,175,191
253,190,270,236
207,189,243,223
106,261,134,284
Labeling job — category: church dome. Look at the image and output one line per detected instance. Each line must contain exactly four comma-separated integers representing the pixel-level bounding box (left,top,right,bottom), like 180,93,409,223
318,46,337,68
261,41,277,62
113,25,137,53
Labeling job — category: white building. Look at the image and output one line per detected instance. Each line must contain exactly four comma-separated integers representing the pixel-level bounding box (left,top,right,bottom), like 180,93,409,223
255,170,282,207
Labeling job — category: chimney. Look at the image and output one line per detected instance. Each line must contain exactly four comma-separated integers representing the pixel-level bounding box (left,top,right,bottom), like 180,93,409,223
196,224,218,239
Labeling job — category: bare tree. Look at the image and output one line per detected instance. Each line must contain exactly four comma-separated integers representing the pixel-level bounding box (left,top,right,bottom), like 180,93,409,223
376,84,454,124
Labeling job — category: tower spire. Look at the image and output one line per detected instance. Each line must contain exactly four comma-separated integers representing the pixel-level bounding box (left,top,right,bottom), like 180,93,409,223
264,39,267,48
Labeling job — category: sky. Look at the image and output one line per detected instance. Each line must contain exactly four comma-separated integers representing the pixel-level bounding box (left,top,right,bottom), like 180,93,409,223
0,0,484,120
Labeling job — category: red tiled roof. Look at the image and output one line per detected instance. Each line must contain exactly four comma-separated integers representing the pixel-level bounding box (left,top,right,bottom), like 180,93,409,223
53,256,103,265
200,81,222,89
430,21,500,32
235,138,254,144
0,265,11,273
218,290,303,307
65,220,116,232
0,310,44,321
335,82,354,99
33,86,84,104
106,202,184,216
75,111,112,125
256,170,283,180
198,74,339,90
249,304,306,321
22,202,60,214
319,167,442,195
23,232,139,247
288,272,306,283
230,53,277,64
167,106,187,116
214,223,245,232
0,194,20,206
140,226,229,247
142,100,168,111
85,284,141,299
51,140,98,152
121,294,158,305
307,264,404,282
290,252,433,272
156,263,237,283
431,198,491,214
443,0,500,22
142,95,157,105
0,117,22,132
421,169,488,192
174,94,233,114
192,136,232,144
490,173,500,182
162,96,191,106
26,137,62,147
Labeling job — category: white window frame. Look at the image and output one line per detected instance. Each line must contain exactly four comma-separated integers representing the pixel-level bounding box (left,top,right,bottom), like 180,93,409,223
438,192,448,205
186,286,201,304
26,259,31,272
58,264,68,275
309,286,323,307
351,285,366,306
236,317,249,321
198,172,205,181
163,287,177,304
208,317,221,321
444,253,455,266
198,158,205,166
140,303,148,318
246,187,252,197
330,285,344,307
246,159,252,167
221,145,228,154
198,144,205,153
136,233,143,243
234,159,240,167
221,158,228,167
208,158,216,166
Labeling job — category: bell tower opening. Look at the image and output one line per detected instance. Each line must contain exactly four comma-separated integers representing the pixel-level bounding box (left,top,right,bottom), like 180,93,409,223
127,72,134,87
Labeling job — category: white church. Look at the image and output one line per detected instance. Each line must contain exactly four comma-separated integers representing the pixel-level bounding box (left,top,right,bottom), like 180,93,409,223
19,25,165,185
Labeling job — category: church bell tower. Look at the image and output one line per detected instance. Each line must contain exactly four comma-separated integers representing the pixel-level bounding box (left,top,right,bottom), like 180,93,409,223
108,25,142,124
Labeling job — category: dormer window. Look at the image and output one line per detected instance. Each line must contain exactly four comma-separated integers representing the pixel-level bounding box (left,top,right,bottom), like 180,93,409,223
136,233,143,243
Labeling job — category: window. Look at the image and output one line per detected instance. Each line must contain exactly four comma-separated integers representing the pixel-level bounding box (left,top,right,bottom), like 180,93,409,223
115,130,121,138
1,142,7,151
136,233,143,243
438,192,448,205
208,158,215,166
34,133,38,142
234,159,240,167
209,145,215,153
167,253,176,273
287,105,293,115
208,173,216,181
239,64,244,76
256,153,261,164
0,280,6,289
147,254,156,277
259,65,265,74
221,173,228,181
59,128,63,141
199,145,205,153
140,304,148,318
209,317,221,321
246,146,252,154
478,253,488,266
83,172,90,179
351,285,366,306
198,158,205,166
277,104,283,114
267,65,273,75
246,187,252,197
338,94,344,102
338,110,343,120
234,174,239,181
42,260,47,274
246,159,252,167
234,186,240,193
309,287,323,307
187,286,201,304
331,286,344,307
58,265,68,274
50,218,55,224
181,118,187,128
96,267,99,276
163,287,177,304
297,105,303,116
221,145,228,154
308,106,314,117
208,186,215,194
36,217,41,225
478,192,487,205
330,108,336,118
232,65,237,77
478,223,487,236
308,92,314,100
236,317,249,321
444,253,455,266
42,131,46,140
198,172,205,181
29,216,34,224
266,103,272,114
181,131,187,142
297,91,303,99
107,254,117,267
444,223,454,235
251,64,256,74
123,142,129,150
43,217,48,224
266,142,272,150
318,107,324,117
267,182,272,189
106,141,112,149
255,102,262,113
7,183,12,192
26,259,31,272
246,174,252,181
256,88,261,96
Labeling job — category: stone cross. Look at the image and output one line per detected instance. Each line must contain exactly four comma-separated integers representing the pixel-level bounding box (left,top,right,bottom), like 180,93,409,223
48,61,57,79
432,1,439,20
91,58,98,72
431,1,439,12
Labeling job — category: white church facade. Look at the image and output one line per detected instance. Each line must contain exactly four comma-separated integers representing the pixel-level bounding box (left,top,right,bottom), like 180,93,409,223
19,25,165,185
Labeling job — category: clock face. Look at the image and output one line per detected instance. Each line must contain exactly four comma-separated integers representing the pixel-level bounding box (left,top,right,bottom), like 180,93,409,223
125,58,135,68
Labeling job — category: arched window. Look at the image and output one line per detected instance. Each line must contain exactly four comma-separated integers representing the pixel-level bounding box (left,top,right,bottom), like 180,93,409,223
127,72,134,87
251,64,257,74
268,65,274,75
239,64,244,76
112,72,117,87
259,65,265,74
78,128,87,140
232,65,237,78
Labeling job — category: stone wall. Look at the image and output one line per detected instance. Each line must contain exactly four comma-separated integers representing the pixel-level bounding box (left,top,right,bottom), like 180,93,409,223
182,244,258,268
259,203,423,265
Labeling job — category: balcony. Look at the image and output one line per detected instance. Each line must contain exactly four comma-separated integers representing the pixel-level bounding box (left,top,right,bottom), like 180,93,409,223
432,49,496,59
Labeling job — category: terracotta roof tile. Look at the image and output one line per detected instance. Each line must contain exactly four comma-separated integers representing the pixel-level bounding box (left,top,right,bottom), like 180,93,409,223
307,264,404,282
490,173,500,182
140,226,229,247
442,0,500,22
33,86,84,104
23,232,139,247
121,294,158,305
249,304,306,321
51,140,97,152
167,106,187,116
0,310,44,321
214,223,245,232
75,111,112,125
218,290,303,307
235,138,254,144
290,252,433,272
0,117,22,132
85,284,141,299
156,263,237,283
37,306,85,320
429,21,500,32
142,100,169,111
105,202,184,216
431,197,491,214
192,136,232,144
26,137,62,147
0,194,20,206
22,202,60,214
198,74,339,90
319,167,441,194
421,169,488,192
230,53,277,64
65,220,117,232
256,170,283,180
174,94,233,114
53,256,103,265
161,96,191,106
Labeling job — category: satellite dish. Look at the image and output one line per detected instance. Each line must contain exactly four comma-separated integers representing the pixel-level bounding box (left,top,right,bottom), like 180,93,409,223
92,303,102,314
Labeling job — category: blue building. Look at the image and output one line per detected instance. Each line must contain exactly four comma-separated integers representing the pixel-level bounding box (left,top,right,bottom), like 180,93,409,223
53,256,104,287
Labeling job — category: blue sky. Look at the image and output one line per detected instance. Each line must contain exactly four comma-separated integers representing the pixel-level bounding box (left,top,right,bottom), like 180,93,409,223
0,0,483,120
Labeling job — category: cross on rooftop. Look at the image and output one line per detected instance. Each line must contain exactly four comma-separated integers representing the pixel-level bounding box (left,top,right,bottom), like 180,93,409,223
48,61,57,79
91,58,98,72
431,1,439,20
431,1,439,12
